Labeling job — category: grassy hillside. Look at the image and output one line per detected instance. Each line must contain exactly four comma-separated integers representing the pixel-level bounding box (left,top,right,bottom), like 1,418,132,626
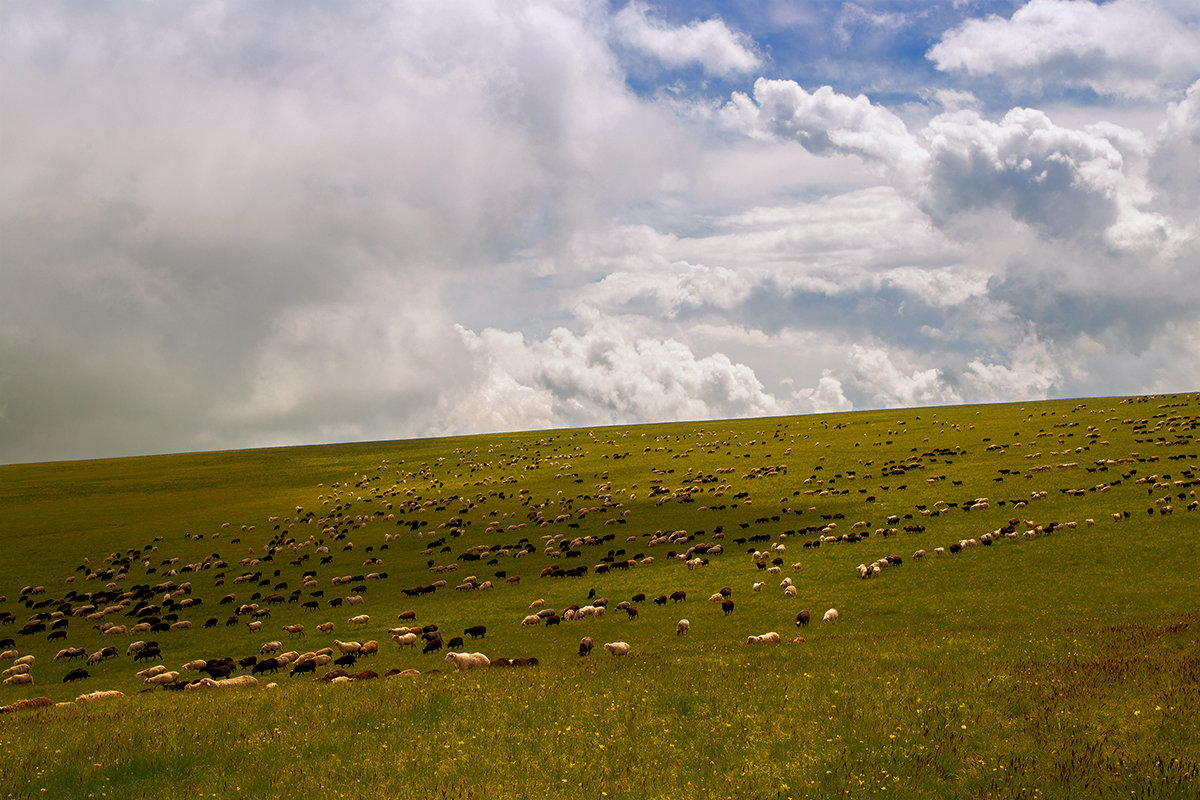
1,395,1198,798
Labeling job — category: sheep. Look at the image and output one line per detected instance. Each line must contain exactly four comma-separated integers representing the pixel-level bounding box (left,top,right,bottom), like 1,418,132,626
0,649,17,661
746,632,781,645
603,641,630,657
333,640,362,656
392,633,418,648
578,636,594,656
260,641,282,655
822,608,839,625
3,673,33,686
359,640,379,657
1,696,53,713
215,675,258,689
316,622,335,634
783,585,797,598
144,671,179,686
282,624,305,637
123,640,146,656
246,620,263,632
348,614,370,626
75,690,124,703
1,664,30,678
795,610,810,626
464,625,487,640
675,619,690,636
181,659,208,672
520,614,541,626
444,652,491,670
529,599,545,609
136,664,168,679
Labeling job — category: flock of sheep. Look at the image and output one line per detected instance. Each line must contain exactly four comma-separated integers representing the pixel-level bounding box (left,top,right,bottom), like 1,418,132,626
3,394,1197,710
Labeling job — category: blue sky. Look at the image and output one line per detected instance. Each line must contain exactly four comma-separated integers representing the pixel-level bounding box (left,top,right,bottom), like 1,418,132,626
3,0,1200,463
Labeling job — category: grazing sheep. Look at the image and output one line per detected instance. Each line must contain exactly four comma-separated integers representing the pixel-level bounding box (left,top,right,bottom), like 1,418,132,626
822,608,839,625
3,673,33,686
1,697,54,713
444,651,491,670
912,549,926,560
746,632,781,645
603,641,630,657
392,633,418,648
316,622,335,634
578,636,594,656
76,690,124,703
752,582,765,592
783,585,797,598
795,610,810,627
1,664,30,678
215,675,259,689
721,599,735,616
675,619,690,636
181,659,208,672
260,641,282,655
348,614,370,626
246,620,263,632
0,649,17,661
529,599,545,609
359,640,379,657
282,624,305,637
332,640,362,655
464,625,487,640
520,614,541,626
136,664,168,679
144,671,179,686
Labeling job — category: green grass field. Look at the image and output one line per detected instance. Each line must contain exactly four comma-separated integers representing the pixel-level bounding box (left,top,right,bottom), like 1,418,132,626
1,395,1198,798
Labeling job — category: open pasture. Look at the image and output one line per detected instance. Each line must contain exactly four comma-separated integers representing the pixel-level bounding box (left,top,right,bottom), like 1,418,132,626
1,395,1199,798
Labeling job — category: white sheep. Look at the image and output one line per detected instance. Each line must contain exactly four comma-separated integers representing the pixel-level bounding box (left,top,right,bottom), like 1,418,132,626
1,664,30,678
822,608,839,625
783,585,797,597
348,614,370,626
752,582,765,592
333,640,361,655
392,633,418,648
0,649,17,661
676,619,690,636
443,651,491,670
2,674,33,686
747,631,781,645
76,690,124,702
12,655,34,667
520,614,541,626
260,641,282,655
144,671,180,686
181,659,208,671
136,664,168,679
603,641,630,657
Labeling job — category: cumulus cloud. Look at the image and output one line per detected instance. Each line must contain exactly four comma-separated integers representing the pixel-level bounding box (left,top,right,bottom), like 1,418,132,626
725,78,928,181
611,1,762,76
922,107,1174,249
438,315,790,434
929,0,1200,99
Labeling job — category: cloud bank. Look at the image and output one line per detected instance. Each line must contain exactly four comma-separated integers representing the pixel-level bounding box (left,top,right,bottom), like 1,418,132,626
2,1,1199,464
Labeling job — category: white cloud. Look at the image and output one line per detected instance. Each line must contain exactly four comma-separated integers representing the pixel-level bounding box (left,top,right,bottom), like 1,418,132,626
847,345,963,408
922,107,1176,250
962,334,1063,402
612,1,762,77
439,315,790,435
929,0,1200,99
725,79,929,181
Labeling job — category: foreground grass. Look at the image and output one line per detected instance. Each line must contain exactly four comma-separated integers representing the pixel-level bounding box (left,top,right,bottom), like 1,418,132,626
3,609,1198,800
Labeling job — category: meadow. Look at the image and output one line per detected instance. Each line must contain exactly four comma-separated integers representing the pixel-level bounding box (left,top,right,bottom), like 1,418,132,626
0,395,1198,798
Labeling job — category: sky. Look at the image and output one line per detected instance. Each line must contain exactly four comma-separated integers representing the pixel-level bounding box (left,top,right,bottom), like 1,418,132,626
3,0,1200,464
